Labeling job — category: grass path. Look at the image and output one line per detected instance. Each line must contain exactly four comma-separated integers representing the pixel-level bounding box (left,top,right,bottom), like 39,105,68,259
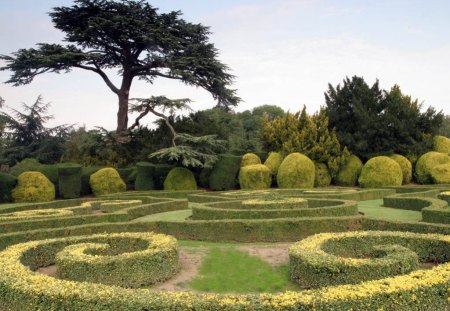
357,199,422,222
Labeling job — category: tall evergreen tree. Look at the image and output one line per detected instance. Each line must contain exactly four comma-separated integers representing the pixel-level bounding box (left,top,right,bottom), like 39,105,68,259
0,0,239,134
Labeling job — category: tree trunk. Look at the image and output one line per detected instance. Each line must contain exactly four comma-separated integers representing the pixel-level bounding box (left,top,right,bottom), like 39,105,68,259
116,92,129,134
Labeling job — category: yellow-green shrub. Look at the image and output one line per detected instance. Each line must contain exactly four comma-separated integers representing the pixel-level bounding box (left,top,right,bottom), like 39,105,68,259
389,154,412,184
314,162,331,187
430,163,450,184
163,167,197,190
11,171,55,203
240,153,261,167
358,156,403,188
433,135,450,154
414,151,450,184
263,152,283,176
335,154,363,186
238,164,271,190
89,168,126,196
277,153,315,188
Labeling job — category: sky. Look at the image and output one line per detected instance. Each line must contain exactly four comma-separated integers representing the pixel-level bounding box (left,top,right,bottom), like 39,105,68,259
0,0,449,130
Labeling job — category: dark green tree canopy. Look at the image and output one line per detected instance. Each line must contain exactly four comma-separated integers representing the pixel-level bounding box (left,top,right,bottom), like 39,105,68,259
1,0,240,134
325,76,443,161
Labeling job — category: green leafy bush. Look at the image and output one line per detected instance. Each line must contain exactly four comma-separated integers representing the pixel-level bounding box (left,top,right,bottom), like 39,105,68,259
335,154,363,186
240,153,261,167
118,167,137,190
12,171,55,202
314,162,331,187
238,164,271,190
209,154,241,191
135,162,155,191
58,164,82,199
164,167,197,190
414,151,450,184
277,153,315,188
0,173,17,203
263,152,283,176
81,166,103,195
389,154,412,185
433,135,450,154
89,168,126,196
198,167,212,188
358,156,402,188
153,164,174,190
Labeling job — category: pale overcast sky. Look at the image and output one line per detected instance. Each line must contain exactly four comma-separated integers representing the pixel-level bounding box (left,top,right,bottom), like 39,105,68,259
0,0,449,129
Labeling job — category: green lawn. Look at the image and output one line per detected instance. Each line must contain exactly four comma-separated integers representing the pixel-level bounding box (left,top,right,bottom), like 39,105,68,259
358,199,422,222
187,248,300,293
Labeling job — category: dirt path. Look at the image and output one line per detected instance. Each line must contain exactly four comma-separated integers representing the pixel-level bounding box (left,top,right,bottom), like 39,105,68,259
236,243,291,266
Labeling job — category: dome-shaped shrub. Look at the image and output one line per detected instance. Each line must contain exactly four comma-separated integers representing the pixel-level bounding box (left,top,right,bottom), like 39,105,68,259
164,167,197,190
389,154,412,185
414,151,450,184
12,171,55,203
430,163,450,184
89,168,126,196
240,153,261,167
358,156,402,188
335,155,363,186
209,154,241,191
263,152,283,176
277,153,315,188
433,135,450,154
314,163,331,187
238,164,271,190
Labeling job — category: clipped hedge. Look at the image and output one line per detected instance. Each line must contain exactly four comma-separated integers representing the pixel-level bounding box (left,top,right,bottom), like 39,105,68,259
389,154,412,185
164,167,197,191
415,151,450,184
314,162,331,187
433,135,450,154
134,162,155,191
209,154,241,191
289,231,449,290
55,232,178,288
238,164,271,189
358,156,402,188
0,173,17,203
12,171,55,203
58,163,82,199
335,154,363,186
240,153,261,167
277,153,315,188
118,166,137,190
153,164,174,190
81,166,103,195
89,168,126,196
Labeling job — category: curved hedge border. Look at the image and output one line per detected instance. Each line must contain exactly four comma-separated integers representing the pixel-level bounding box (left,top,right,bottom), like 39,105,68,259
191,198,359,220
0,230,449,310
55,232,178,288
289,231,448,288
382,187,450,224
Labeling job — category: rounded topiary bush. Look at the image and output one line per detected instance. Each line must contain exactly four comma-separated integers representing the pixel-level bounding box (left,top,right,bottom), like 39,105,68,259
238,164,271,190
314,162,331,187
164,167,197,190
118,167,137,190
358,156,402,188
89,168,126,196
263,152,283,176
12,171,55,202
209,154,241,191
389,154,412,185
240,153,261,167
414,151,450,184
0,173,17,203
335,155,363,186
430,163,450,184
277,153,315,188
433,135,450,154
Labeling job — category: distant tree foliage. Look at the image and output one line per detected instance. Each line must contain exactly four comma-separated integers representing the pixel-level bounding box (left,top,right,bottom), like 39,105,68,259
0,96,72,165
1,0,239,134
262,106,349,177
439,115,450,138
324,76,443,161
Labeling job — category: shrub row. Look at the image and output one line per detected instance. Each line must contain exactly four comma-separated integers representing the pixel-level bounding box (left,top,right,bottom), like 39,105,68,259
289,231,449,288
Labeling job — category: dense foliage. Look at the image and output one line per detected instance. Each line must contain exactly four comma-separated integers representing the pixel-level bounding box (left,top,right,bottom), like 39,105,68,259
324,76,443,161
